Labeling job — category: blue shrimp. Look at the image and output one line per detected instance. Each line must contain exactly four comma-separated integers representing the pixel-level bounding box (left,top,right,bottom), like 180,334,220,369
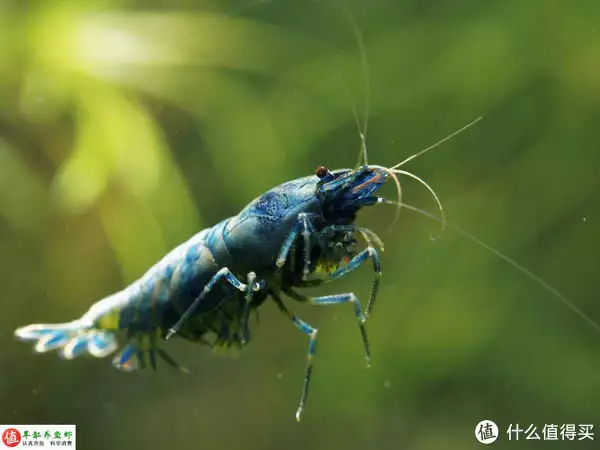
16,155,440,420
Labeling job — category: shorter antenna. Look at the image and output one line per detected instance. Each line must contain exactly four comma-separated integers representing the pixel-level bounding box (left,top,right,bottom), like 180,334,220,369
391,116,483,170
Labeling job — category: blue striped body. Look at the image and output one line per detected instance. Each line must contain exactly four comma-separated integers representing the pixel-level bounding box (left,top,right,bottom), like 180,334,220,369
14,166,387,376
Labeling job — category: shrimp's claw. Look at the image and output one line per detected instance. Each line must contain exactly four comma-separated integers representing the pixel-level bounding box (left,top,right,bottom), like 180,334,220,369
14,321,118,359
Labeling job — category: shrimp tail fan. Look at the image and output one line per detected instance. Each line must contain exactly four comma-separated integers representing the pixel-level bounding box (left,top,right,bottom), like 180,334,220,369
14,321,118,360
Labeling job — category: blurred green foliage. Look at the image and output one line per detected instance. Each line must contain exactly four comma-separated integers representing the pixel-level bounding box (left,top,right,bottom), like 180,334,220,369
1,0,599,449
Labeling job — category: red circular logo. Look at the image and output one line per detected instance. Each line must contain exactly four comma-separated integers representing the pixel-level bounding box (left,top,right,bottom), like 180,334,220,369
1,428,21,447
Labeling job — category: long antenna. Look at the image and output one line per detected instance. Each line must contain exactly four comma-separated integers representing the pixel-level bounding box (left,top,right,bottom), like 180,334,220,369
338,0,370,166
384,200,600,335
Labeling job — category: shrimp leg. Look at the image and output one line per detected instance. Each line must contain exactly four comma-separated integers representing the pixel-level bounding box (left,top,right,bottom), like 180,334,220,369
165,268,262,340
321,224,382,317
273,293,318,422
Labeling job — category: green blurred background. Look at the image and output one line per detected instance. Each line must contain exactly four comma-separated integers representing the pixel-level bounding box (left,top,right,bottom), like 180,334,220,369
1,0,599,449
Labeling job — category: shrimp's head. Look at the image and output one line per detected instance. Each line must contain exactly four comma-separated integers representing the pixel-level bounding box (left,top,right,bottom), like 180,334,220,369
315,165,389,220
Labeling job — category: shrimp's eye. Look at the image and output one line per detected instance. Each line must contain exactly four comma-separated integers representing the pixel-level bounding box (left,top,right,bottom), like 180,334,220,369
315,165,329,179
